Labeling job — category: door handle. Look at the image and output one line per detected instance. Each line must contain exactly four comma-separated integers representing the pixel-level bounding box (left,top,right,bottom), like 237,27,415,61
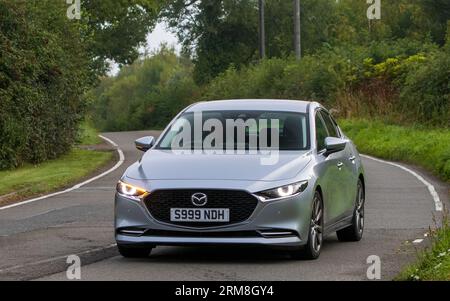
337,162,344,169
349,156,356,162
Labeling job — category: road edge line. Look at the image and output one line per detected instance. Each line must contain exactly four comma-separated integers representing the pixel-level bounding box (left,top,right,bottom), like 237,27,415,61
0,135,125,211
361,154,443,212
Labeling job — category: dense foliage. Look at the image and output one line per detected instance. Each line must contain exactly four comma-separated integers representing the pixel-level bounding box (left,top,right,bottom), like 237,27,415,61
0,0,162,169
0,0,91,169
161,0,450,84
81,0,163,75
90,47,198,131
90,37,449,132
202,39,449,126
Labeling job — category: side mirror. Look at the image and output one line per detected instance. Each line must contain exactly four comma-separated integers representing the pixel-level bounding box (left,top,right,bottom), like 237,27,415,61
325,137,346,155
135,136,155,152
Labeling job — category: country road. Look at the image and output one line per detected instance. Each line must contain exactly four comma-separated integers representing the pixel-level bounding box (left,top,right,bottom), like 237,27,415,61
0,131,448,281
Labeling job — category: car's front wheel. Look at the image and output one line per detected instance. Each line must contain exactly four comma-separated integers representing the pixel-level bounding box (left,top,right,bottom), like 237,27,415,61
290,191,323,260
118,245,154,258
336,179,365,242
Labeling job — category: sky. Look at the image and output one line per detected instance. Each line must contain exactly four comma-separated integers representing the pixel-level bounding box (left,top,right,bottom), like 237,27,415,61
144,22,181,54
109,22,181,76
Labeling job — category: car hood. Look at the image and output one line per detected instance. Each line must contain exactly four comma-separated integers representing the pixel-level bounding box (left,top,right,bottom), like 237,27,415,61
126,150,312,182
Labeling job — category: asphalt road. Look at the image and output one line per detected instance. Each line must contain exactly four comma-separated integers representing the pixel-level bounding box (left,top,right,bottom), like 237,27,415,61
0,131,448,281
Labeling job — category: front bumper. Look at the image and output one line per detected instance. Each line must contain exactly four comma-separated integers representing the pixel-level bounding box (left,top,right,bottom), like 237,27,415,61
115,186,314,249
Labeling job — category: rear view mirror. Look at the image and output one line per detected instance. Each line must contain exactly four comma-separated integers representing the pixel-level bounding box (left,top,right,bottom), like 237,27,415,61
325,137,347,155
135,136,155,152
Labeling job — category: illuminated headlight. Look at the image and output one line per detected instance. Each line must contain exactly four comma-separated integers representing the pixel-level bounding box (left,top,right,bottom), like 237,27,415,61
116,181,148,200
256,181,308,202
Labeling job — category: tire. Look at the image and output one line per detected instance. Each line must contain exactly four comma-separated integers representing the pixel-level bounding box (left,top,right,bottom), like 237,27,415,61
336,179,365,242
290,191,324,260
118,245,153,258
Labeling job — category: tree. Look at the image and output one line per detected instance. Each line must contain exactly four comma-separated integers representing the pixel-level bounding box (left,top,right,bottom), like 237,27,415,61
419,0,450,45
0,0,91,168
89,47,198,131
161,0,259,84
81,0,164,76
160,0,361,83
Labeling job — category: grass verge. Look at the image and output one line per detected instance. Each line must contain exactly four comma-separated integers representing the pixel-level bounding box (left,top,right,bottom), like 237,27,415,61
78,120,102,145
340,119,450,182
396,213,450,281
0,123,113,204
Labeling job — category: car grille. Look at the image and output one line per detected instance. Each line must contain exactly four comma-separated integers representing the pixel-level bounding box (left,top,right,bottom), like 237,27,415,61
144,189,258,227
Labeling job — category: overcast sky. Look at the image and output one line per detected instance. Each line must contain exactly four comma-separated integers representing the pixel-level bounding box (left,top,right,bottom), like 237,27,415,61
145,22,181,54
109,22,181,76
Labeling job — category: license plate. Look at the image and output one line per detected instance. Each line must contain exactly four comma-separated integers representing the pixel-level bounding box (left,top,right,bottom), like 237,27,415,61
170,208,230,222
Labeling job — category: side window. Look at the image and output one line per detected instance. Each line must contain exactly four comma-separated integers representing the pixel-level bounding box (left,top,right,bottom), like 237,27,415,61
330,115,341,137
315,112,328,152
319,111,340,138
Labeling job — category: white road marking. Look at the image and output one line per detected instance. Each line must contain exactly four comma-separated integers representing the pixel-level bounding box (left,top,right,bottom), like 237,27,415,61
413,239,424,244
98,134,119,147
0,135,125,211
361,155,443,212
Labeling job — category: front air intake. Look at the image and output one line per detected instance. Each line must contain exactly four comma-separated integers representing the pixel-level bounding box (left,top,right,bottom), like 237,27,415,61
144,189,258,228
258,229,298,238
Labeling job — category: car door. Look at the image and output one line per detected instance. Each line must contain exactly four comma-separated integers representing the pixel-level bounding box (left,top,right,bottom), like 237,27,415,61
320,110,357,219
330,114,360,212
313,111,343,228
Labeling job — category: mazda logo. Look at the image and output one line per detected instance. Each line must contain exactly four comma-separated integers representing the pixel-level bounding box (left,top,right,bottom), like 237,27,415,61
191,193,208,207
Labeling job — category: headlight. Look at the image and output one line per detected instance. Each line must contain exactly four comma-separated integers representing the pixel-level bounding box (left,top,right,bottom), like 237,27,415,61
256,181,308,201
116,181,148,200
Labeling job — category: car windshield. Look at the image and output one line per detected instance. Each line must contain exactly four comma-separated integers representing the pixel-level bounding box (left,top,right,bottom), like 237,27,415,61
157,110,310,151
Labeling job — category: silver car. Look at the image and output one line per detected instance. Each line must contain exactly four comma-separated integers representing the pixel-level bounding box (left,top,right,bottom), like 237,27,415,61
115,99,365,260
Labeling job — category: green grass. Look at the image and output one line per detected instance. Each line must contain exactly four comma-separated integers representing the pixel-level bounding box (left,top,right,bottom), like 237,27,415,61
78,120,102,145
0,121,112,201
0,148,113,198
396,214,450,281
340,119,450,182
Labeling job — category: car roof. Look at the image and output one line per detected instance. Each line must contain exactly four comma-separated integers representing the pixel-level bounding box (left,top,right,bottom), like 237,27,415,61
186,99,313,113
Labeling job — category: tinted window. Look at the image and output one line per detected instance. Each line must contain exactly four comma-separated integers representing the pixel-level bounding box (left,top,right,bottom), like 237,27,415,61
315,112,328,152
319,111,339,138
330,115,341,136
157,111,310,151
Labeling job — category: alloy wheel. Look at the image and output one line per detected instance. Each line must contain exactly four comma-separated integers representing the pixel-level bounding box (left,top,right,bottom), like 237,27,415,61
355,183,365,235
310,195,323,253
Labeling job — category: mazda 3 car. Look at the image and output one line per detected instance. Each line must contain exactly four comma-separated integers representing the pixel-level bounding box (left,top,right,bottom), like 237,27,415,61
115,99,365,259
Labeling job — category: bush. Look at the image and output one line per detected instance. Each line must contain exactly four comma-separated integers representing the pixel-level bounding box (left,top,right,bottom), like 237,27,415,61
89,47,198,131
202,58,290,101
200,39,449,126
399,48,450,125
0,0,90,169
